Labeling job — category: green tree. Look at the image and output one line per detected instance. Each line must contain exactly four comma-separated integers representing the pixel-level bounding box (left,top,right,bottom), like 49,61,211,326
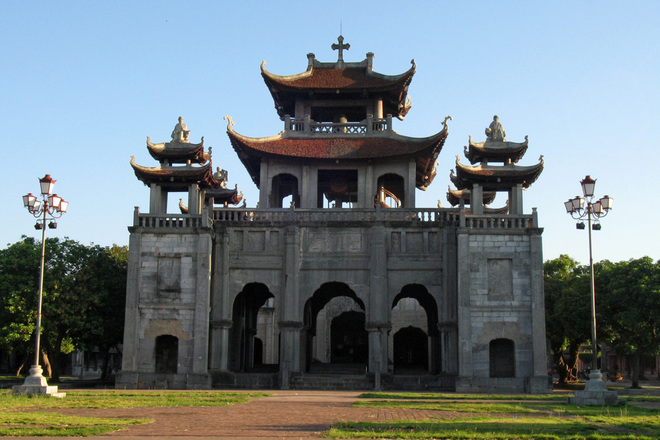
0,237,40,375
68,244,127,380
0,238,127,381
544,255,591,383
598,257,660,388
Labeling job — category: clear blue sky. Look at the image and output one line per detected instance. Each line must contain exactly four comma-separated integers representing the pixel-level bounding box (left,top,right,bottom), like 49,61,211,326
3,1,659,265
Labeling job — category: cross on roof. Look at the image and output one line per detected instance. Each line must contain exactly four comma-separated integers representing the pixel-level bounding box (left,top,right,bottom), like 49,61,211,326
331,35,350,63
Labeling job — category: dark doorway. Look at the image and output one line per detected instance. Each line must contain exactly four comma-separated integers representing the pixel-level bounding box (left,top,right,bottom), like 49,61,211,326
490,338,515,378
155,335,178,374
230,283,276,372
393,326,428,372
391,284,439,373
331,311,368,364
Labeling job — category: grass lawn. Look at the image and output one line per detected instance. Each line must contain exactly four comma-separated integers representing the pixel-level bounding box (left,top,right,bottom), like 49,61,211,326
0,390,267,436
328,392,660,439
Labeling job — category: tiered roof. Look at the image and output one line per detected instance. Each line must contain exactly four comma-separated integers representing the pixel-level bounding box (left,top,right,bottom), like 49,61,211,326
447,117,544,207
131,119,243,206
226,119,448,190
261,40,415,120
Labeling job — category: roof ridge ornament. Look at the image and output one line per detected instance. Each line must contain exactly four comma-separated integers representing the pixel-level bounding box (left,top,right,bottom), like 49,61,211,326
331,35,350,64
223,115,235,131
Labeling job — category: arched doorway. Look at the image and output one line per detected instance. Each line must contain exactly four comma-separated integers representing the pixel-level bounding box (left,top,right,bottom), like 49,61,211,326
230,283,277,372
155,335,178,374
331,311,368,364
303,282,367,372
376,173,405,208
391,284,439,374
271,174,300,208
490,338,515,378
393,326,428,371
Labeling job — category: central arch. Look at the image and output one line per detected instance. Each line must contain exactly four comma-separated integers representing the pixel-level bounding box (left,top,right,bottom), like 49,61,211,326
303,282,367,372
230,283,277,372
391,284,440,374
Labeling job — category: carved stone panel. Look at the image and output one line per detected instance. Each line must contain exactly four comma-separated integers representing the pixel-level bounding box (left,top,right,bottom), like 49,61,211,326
158,257,181,297
487,259,513,301
306,230,363,253
247,231,266,252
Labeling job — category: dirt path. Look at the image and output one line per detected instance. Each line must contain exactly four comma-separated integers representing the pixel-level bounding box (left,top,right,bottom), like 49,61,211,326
13,390,453,440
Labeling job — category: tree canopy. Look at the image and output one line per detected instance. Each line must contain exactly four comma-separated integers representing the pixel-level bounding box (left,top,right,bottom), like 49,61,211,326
0,237,127,380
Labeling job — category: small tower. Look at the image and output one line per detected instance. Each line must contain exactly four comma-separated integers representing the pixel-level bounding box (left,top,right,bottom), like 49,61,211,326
447,116,544,215
130,117,242,215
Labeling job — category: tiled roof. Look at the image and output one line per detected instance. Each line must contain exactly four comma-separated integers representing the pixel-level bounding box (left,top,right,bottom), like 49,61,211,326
465,136,529,165
227,127,447,190
451,157,544,190
146,137,210,164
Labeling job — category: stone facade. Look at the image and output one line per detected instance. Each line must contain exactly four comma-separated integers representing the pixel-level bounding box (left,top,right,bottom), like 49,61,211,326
117,38,550,392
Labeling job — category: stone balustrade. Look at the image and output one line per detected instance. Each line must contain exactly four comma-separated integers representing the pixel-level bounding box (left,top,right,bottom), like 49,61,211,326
285,114,392,135
133,207,537,230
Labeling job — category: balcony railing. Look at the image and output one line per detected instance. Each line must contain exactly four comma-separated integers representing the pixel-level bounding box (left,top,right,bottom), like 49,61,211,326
133,207,538,230
285,114,392,135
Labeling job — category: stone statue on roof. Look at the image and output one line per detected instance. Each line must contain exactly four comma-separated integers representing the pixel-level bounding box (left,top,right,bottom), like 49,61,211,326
485,115,506,142
171,116,191,143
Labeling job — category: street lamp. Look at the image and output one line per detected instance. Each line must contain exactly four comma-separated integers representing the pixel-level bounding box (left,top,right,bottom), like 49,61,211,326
565,175,617,405
13,175,68,397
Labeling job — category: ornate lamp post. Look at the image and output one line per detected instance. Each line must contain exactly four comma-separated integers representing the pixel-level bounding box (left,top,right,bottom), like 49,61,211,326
12,175,68,397
565,175,617,405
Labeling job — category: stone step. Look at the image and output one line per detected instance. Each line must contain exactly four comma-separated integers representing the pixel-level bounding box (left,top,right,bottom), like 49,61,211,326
290,373,373,390
309,363,367,375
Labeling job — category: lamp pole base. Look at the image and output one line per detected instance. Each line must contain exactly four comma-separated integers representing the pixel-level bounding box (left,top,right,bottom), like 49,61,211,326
12,365,66,398
567,370,618,405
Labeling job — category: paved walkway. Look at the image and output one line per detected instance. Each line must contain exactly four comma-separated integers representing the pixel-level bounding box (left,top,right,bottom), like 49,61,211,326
14,390,450,440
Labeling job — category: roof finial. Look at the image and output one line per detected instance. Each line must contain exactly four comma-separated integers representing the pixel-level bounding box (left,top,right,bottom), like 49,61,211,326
332,35,350,63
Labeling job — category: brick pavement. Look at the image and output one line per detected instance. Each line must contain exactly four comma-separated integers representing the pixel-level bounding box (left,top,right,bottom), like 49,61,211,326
12,390,451,440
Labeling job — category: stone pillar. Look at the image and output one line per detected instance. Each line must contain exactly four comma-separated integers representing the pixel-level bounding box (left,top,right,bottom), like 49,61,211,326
149,183,167,214
210,231,231,371
259,159,269,208
302,164,316,208
455,228,473,391
187,184,200,215
279,322,303,389
191,232,212,376
368,225,388,373
509,184,524,215
528,227,551,393
209,320,232,371
375,98,383,119
405,158,416,208
471,184,483,215
279,226,302,387
117,230,143,387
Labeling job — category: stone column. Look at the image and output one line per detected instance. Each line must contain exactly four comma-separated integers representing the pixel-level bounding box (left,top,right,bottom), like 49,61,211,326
188,184,200,215
509,184,524,215
471,184,483,215
209,231,231,371
209,319,232,371
455,228,474,391
279,226,302,388
528,227,550,393
149,183,167,214
367,225,388,373
259,159,269,208
117,230,143,386
405,158,416,208
191,232,212,377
